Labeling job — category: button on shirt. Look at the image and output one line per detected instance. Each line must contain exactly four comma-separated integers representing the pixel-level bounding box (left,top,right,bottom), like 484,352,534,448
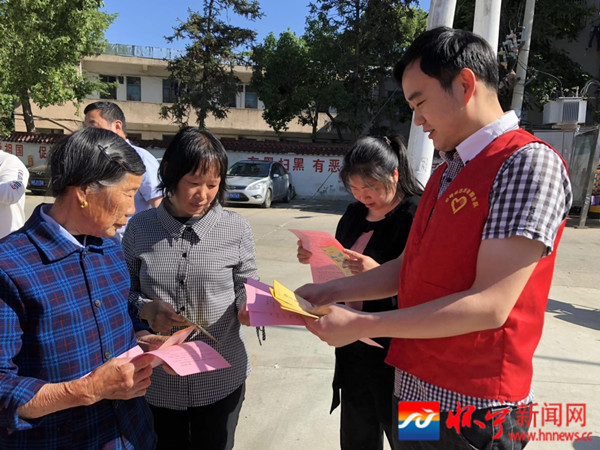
123,202,258,409
438,150,464,197
395,111,573,411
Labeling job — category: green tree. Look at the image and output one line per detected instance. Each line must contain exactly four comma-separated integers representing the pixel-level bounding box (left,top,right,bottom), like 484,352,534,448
0,0,114,132
0,94,16,136
251,31,312,135
454,0,594,115
161,0,263,128
308,0,425,139
251,0,426,141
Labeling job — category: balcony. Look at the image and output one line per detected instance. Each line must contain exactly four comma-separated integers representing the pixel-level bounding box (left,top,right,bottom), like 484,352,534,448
103,43,184,60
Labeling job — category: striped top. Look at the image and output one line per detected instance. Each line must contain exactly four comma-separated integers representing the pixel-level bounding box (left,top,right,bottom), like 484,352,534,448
123,202,258,409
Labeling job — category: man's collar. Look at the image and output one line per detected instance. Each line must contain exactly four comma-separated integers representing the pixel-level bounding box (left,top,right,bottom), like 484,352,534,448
440,149,463,165
454,111,519,164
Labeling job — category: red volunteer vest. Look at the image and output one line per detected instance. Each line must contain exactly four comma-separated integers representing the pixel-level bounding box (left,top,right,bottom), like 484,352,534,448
385,129,566,401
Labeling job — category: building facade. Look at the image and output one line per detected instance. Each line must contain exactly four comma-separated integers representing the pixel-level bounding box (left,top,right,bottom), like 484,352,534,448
13,44,338,142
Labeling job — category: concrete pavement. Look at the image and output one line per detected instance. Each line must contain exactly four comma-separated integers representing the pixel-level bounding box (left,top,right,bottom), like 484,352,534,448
23,196,600,449
231,201,600,450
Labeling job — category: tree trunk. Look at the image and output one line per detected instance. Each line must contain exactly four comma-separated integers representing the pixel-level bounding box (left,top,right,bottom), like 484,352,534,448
311,110,319,142
196,107,207,129
20,94,37,133
326,111,344,142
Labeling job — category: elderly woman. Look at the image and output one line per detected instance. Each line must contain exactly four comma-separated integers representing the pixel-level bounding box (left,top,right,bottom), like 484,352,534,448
123,127,258,450
0,128,157,449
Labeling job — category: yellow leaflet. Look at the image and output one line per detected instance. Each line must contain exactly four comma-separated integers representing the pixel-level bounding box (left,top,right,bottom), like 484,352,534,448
279,303,319,318
320,246,353,276
272,280,319,318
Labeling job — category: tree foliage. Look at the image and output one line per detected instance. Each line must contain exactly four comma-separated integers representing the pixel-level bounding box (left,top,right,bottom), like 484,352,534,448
0,93,16,136
161,0,263,128
454,0,594,114
251,0,426,140
0,0,114,132
251,31,312,134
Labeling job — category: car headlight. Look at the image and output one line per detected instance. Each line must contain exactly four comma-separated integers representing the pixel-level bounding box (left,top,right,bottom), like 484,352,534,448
247,181,267,191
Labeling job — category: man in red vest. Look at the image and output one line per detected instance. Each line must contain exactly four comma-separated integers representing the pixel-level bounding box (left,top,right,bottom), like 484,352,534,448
297,27,572,449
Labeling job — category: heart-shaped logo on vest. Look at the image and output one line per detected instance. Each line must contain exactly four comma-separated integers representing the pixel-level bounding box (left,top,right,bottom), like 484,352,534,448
451,196,468,214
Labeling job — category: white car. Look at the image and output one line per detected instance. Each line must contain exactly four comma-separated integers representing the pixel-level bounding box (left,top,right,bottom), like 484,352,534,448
226,160,292,208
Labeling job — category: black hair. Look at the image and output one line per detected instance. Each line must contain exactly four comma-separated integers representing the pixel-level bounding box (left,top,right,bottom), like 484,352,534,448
158,127,228,206
84,101,127,133
340,135,423,198
393,27,499,93
49,127,145,197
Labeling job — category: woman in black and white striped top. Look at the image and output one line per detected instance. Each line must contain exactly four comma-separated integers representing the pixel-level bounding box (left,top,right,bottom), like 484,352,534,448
123,127,258,450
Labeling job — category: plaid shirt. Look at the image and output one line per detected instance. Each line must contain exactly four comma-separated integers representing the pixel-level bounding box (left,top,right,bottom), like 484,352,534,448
0,205,155,449
395,112,573,411
123,202,258,409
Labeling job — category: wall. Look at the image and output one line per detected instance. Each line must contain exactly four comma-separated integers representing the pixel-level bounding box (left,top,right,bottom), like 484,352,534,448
146,148,352,200
227,151,352,201
1,140,353,200
143,77,163,104
0,140,51,167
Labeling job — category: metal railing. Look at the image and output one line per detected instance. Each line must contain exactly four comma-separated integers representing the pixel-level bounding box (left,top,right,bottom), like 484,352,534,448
104,43,184,60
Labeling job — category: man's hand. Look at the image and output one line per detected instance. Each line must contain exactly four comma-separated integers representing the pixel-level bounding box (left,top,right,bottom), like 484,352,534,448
140,300,188,334
296,240,312,264
83,354,154,404
343,249,380,274
302,304,369,347
295,283,336,307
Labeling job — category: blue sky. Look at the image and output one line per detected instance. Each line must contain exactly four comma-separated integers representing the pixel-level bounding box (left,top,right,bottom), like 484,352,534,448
102,0,430,50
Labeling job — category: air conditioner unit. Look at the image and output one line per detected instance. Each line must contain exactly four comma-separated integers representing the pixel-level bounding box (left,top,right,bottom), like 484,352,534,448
543,98,587,125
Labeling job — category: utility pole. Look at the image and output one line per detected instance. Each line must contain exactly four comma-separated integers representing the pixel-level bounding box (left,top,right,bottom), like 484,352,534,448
406,0,503,186
405,0,456,186
473,0,502,52
510,0,536,119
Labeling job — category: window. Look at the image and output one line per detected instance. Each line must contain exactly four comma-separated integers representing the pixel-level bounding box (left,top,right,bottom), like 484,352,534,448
244,87,258,109
162,79,179,103
276,163,287,176
227,87,239,108
99,75,117,99
127,133,142,141
127,77,141,101
37,128,64,135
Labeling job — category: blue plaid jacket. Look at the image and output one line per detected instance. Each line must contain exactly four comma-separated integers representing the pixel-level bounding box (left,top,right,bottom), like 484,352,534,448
0,205,155,449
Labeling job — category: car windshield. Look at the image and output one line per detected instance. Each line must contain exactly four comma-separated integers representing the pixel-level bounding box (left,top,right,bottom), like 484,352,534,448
228,162,270,178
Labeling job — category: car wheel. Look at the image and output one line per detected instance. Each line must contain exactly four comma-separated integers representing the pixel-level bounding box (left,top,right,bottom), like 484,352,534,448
261,189,272,208
283,185,292,203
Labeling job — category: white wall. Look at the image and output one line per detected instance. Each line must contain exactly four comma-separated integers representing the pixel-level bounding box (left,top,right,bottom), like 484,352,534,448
143,77,163,103
1,141,51,167
3,140,353,200
227,152,352,201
